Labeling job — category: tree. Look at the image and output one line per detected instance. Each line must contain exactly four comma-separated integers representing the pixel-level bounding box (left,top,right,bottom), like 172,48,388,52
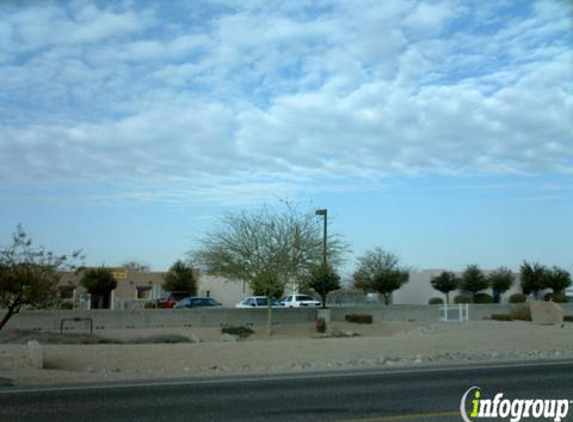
121,260,150,272
430,271,460,304
543,266,571,295
307,264,341,308
162,260,197,294
191,203,348,335
520,261,547,299
80,267,117,309
353,248,409,305
0,225,82,330
460,264,488,303
488,267,515,303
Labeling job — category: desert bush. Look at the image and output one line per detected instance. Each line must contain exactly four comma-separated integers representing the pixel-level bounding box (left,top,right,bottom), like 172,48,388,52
345,314,373,324
316,317,326,333
491,314,513,321
131,335,192,344
454,295,472,304
508,293,527,304
221,325,254,339
474,293,493,304
511,304,532,321
428,297,444,305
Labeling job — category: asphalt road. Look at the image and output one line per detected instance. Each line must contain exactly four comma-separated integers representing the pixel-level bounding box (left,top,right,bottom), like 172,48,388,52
1,360,572,422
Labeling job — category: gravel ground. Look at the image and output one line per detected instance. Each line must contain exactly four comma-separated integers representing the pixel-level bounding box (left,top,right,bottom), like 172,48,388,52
1,320,572,386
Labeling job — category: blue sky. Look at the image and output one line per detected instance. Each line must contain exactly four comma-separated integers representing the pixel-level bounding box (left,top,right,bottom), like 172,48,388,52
1,0,571,276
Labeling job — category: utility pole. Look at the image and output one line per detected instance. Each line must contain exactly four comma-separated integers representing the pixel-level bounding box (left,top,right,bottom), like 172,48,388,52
315,209,327,267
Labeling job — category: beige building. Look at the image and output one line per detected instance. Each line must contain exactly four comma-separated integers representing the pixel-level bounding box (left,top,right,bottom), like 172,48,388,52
57,268,252,309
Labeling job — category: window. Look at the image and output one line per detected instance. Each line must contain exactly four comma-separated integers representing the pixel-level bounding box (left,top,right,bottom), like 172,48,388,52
136,286,152,300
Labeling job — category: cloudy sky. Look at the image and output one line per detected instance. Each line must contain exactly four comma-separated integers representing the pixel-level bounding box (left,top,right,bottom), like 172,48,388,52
1,0,571,275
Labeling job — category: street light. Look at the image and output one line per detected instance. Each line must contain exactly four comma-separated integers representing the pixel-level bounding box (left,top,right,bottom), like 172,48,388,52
315,209,327,267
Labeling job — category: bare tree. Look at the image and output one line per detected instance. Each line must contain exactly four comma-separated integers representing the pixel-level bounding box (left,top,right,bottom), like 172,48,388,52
0,225,82,329
190,203,348,335
121,261,150,272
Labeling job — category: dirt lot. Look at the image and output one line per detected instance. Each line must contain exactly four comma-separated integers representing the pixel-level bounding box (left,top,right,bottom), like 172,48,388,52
1,320,572,386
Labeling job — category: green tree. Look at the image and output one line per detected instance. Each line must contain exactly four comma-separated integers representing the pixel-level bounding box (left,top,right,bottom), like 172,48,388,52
460,264,488,303
488,267,515,303
0,225,82,329
80,267,117,309
162,260,197,294
191,203,348,335
520,261,547,299
307,264,341,308
543,266,571,295
430,271,460,304
353,248,409,305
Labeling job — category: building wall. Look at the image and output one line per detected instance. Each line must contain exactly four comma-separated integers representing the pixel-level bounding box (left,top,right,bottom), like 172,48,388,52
197,275,251,307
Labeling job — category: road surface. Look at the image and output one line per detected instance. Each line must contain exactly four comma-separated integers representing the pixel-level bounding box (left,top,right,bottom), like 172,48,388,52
1,360,572,422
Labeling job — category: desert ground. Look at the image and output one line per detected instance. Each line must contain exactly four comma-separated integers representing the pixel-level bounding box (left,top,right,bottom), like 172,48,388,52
1,320,572,387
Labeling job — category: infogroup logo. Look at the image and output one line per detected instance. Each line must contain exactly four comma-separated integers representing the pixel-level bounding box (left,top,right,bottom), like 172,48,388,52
460,386,571,422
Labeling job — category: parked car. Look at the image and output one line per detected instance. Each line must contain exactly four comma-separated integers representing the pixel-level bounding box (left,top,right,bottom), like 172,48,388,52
280,294,321,308
175,297,222,309
156,291,193,309
235,296,283,308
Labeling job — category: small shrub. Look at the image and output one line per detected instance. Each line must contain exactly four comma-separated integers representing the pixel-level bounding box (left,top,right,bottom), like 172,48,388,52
316,317,326,333
428,297,444,305
345,314,373,324
131,335,192,344
474,293,493,304
144,302,156,309
221,325,254,339
508,293,527,304
511,304,532,321
60,302,74,310
564,316,573,322
454,295,472,304
491,314,513,321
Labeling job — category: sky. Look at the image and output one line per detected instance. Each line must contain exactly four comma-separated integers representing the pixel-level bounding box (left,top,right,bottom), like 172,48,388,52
0,0,571,277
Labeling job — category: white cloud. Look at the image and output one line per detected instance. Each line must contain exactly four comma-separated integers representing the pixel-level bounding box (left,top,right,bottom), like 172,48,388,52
0,0,571,205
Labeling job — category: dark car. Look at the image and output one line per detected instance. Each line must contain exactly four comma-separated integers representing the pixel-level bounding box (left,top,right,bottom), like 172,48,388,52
175,297,222,309
156,291,193,309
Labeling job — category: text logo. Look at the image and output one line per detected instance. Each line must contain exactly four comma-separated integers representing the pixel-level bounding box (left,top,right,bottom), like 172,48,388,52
460,386,570,422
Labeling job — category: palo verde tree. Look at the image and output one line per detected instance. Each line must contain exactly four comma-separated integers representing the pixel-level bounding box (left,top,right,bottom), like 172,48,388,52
488,267,515,303
307,264,341,309
460,264,488,303
0,225,82,330
353,247,409,305
163,260,197,294
520,261,548,299
430,271,460,304
191,203,348,335
80,267,117,309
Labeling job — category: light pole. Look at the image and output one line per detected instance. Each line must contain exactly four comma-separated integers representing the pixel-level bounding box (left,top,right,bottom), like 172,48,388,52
315,209,327,267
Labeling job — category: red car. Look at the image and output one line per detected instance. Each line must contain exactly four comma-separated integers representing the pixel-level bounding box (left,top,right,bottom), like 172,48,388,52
156,291,193,309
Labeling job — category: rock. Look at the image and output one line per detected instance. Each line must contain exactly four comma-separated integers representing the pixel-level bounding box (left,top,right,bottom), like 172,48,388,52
530,301,564,325
220,333,239,342
27,340,43,369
